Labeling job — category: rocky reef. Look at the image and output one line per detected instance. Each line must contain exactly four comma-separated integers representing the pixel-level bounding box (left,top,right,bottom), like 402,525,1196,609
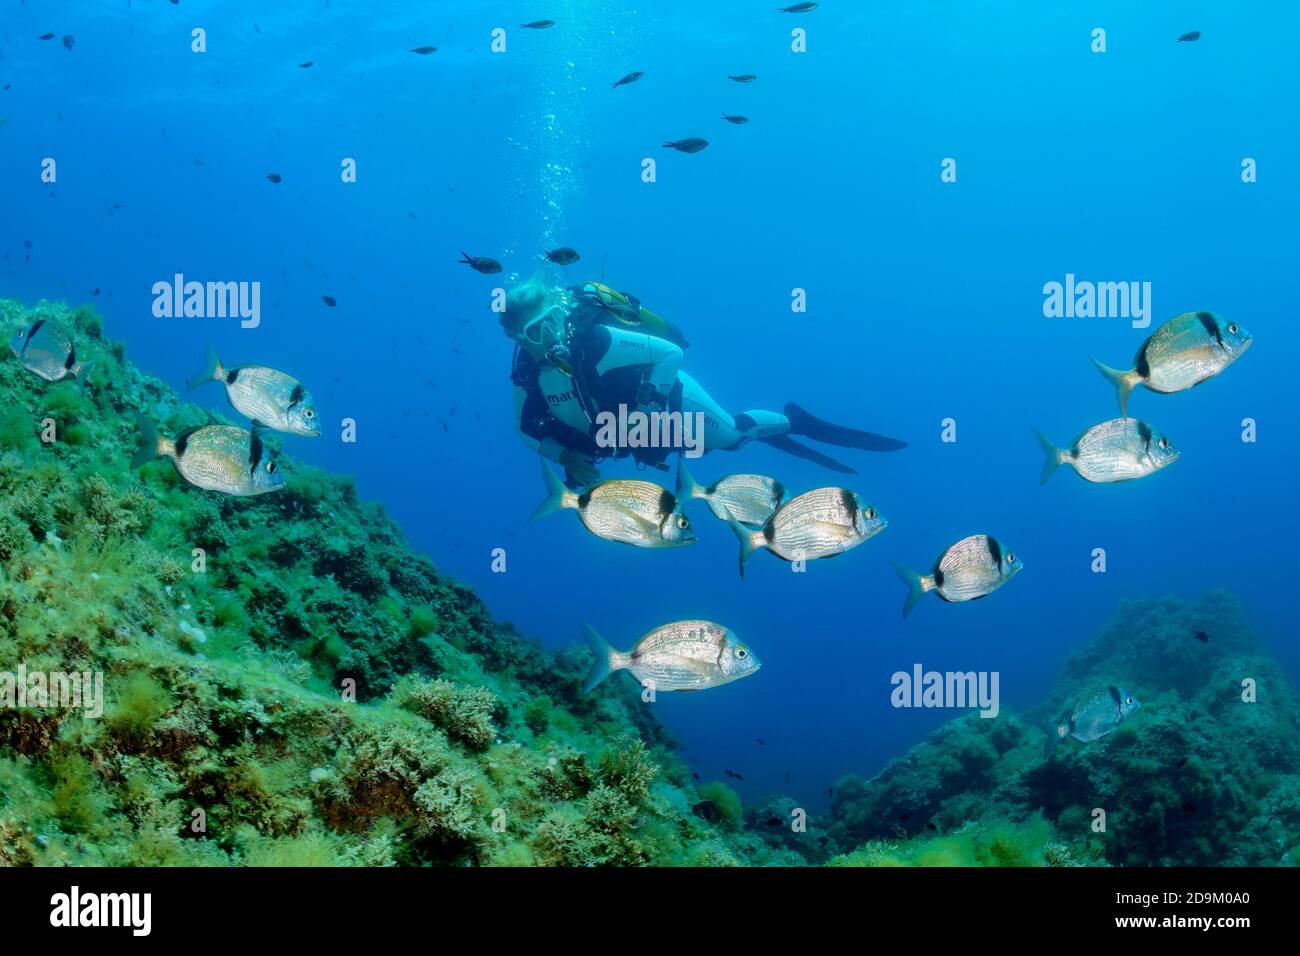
823,591,1300,867
1,298,1295,868
0,298,802,867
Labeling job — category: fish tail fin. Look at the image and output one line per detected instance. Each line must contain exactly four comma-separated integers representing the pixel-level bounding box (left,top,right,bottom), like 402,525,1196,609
581,622,622,693
458,251,473,265
529,460,577,521
675,456,704,502
1090,357,1139,417
1043,722,1065,757
1032,428,1065,484
130,413,168,468
186,346,223,391
890,561,931,618
725,516,764,579
71,359,95,390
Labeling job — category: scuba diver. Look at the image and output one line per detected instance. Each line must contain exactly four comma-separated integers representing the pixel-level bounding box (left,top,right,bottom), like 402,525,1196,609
502,272,908,486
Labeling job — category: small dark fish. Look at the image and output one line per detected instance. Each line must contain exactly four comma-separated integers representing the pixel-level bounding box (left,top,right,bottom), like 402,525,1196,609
1177,31,1201,42
23,239,31,249
458,251,502,274
410,46,437,55
521,20,555,29
91,288,100,296
544,247,580,265
111,202,123,209
254,24,261,35
728,74,757,83
266,172,282,183
192,158,204,166
926,822,938,832
755,738,765,746
765,817,782,827
1182,802,1197,814
1192,629,1209,644
299,61,314,68
1174,757,1189,769
612,71,643,88
722,113,749,124
692,772,701,781
38,33,55,41
663,137,708,154
783,771,790,783
321,295,336,307
62,35,74,51
779,2,818,11
724,769,745,781
897,812,910,822
824,786,832,797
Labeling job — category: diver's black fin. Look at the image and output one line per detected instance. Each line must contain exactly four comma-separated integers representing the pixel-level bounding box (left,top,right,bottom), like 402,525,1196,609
761,435,857,474
785,402,908,451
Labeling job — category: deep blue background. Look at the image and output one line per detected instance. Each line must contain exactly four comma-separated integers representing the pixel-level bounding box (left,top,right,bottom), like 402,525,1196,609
3,1,1297,811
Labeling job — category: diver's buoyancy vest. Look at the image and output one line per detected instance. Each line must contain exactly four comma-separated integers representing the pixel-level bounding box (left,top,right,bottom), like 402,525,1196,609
570,282,690,349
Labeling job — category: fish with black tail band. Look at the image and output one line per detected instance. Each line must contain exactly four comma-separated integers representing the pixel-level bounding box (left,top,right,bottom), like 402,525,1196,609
1045,686,1141,754
131,415,284,497
9,318,94,385
675,458,785,527
186,348,320,437
459,252,502,274
531,460,695,548
1033,418,1178,484
891,535,1023,618
1091,311,1251,416
582,620,759,693
727,487,885,577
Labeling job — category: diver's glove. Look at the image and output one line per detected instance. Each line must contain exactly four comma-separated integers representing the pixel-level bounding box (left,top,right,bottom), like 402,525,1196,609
635,380,668,412
559,448,600,486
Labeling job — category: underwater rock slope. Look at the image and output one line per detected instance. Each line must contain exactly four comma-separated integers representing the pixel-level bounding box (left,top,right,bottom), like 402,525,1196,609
825,591,1300,866
0,298,800,867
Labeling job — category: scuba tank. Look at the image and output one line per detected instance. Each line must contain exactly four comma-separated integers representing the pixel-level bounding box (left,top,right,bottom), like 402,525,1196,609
571,281,690,349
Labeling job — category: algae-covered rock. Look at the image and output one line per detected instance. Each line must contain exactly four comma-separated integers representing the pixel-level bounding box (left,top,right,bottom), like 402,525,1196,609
0,298,802,867
824,591,1300,866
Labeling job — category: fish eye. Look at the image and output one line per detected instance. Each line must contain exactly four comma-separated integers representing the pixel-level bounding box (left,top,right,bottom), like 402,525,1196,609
1158,437,1169,449
1228,323,1239,334
1006,552,1015,564
1126,697,1133,705
676,515,689,529
865,507,877,520
305,409,315,419
735,647,748,661
267,462,277,474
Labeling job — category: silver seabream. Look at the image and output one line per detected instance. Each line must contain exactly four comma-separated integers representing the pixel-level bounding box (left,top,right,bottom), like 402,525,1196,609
1092,311,1252,416
891,534,1023,618
1033,418,1178,484
530,460,695,548
187,348,320,437
582,620,760,693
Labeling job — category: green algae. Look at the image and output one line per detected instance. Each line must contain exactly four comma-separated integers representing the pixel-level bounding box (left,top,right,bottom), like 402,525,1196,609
0,297,796,867
1,297,1296,868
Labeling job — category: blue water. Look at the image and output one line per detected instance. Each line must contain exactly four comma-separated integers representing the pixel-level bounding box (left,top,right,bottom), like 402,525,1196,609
3,1,1298,811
